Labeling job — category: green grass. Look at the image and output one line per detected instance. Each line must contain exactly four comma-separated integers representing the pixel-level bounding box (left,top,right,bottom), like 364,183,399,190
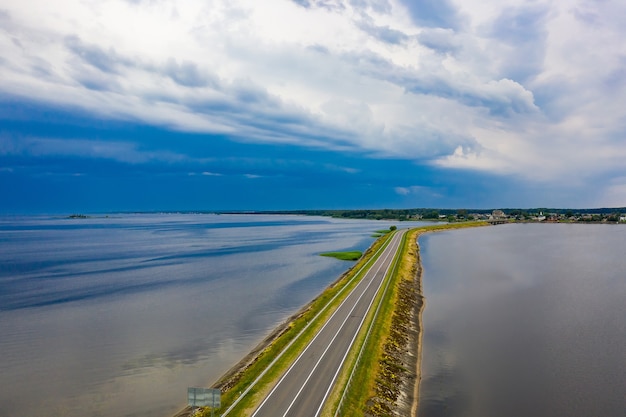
198,233,396,417
323,221,490,416
198,221,489,417
320,251,363,261
321,230,409,417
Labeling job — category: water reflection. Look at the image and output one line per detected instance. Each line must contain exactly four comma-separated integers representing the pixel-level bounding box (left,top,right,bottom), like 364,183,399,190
418,224,626,417
0,214,427,417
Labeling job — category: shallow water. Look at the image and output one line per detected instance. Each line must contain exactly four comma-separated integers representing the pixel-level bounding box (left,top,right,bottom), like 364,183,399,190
0,214,427,417
418,224,626,417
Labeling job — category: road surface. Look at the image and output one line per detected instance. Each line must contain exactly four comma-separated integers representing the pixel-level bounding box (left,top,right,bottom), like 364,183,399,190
250,230,405,417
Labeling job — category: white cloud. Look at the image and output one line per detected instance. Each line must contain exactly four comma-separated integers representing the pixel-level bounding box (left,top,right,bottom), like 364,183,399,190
394,185,431,196
394,186,411,195
1,0,626,204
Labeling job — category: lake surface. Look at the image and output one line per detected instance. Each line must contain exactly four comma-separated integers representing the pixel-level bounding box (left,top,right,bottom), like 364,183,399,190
418,224,626,417
0,213,428,417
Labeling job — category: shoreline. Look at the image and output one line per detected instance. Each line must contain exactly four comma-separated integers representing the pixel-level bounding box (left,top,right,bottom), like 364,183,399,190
172,223,485,417
365,227,424,417
171,299,321,417
411,232,425,417
170,255,364,417
365,224,488,416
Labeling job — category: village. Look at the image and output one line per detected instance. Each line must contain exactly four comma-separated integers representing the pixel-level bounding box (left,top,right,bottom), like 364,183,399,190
444,209,626,224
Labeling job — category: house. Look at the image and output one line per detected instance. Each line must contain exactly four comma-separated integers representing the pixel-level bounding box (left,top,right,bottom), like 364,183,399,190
492,210,506,218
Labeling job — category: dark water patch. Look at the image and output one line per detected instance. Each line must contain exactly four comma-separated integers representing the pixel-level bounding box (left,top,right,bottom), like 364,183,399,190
418,224,626,417
142,245,276,263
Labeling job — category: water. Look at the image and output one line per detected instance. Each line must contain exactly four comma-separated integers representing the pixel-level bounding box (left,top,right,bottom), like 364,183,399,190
0,213,427,417
418,224,626,417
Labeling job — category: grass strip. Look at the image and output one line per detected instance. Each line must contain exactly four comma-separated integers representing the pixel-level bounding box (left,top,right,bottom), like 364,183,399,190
319,229,408,417
196,232,396,417
320,251,363,261
322,221,489,417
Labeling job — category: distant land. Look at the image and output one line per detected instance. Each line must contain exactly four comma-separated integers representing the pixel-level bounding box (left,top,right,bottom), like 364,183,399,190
222,208,626,223
65,208,626,224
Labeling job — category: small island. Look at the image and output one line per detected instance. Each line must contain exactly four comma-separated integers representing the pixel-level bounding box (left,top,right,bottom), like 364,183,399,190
372,226,397,237
320,251,363,261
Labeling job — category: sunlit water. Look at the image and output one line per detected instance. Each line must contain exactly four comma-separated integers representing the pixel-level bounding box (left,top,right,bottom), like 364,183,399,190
418,224,626,417
0,214,428,417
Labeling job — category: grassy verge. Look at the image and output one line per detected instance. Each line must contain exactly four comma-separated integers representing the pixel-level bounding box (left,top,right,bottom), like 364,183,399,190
322,221,489,417
320,251,363,261
196,232,396,417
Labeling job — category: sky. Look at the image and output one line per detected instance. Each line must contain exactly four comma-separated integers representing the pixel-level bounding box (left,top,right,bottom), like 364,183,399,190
1,0,626,213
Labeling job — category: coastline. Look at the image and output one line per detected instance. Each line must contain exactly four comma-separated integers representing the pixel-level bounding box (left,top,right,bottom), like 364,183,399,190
172,223,485,417
365,224,488,416
411,233,425,417
169,240,377,417
171,306,309,417
365,227,424,417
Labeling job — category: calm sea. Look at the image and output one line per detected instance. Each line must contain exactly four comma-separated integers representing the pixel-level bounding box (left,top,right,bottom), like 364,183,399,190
418,223,626,417
0,214,426,417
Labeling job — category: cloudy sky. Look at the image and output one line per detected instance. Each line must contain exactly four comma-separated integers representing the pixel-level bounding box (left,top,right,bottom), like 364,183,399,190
1,0,625,213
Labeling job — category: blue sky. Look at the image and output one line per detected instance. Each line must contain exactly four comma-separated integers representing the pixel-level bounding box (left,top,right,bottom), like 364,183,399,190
1,0,626,213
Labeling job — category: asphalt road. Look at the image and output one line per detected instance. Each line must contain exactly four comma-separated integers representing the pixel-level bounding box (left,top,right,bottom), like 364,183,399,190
250,230,405,417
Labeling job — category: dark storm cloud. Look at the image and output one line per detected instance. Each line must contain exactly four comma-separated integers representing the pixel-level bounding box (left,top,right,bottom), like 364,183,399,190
3,0,626,209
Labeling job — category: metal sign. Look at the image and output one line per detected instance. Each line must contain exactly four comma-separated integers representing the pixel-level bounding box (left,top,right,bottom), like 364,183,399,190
187,387,221,408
